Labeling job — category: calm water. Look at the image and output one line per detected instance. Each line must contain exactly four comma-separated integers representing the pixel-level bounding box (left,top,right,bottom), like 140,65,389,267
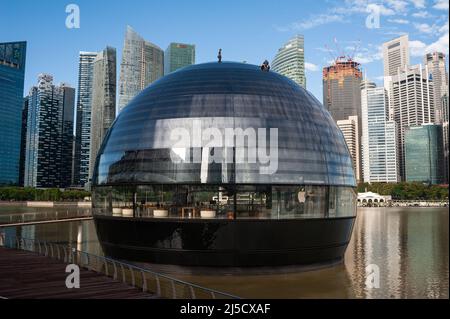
0,207,448,299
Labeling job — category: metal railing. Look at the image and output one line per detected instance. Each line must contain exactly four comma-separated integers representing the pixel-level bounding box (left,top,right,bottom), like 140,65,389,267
0,209,92,226
0,236,239,300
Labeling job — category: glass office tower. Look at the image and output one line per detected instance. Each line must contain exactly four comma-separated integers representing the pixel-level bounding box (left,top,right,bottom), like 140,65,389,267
0,42,26,185
164,43,195,75
272,35,306,88
92,62,357,267
405,124,444,184
118,26,164,112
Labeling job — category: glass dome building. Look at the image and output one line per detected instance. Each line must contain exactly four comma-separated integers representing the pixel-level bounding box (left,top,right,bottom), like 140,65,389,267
92,62,357,267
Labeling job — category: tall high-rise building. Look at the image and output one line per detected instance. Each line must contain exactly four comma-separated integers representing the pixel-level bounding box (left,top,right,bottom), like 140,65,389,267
118,26,164,112
385,64,435,180
60,84,76,188
272,35,306,88
425,52,449,183
0,41,26,185
323,58,363,122
337,116,361,182
164,43,195,75
18,98,29,186
73,52,98,187
382,35,409,77
24,74,75,188
361,80,399,183
443,94,449,183
88,47,116,182
323,57,363,181
405,124,444,184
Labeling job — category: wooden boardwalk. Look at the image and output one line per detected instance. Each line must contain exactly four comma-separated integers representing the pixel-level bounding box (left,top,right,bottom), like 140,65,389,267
0,248,158,299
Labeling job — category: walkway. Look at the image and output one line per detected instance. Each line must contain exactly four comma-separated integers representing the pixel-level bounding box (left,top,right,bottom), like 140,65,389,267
0,247,157,299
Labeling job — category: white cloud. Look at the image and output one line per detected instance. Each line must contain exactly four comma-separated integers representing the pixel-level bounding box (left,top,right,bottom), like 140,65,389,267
367,3,396,16
412,11,433,18
426,33,449,54
305,62,319,72
291,14,345,30
409,40,427,56
388,18,410,24
352,45,383,64
385,0,409,13
409,0,426,8
414,23,440,34
409,21,450,56
433,0,449,10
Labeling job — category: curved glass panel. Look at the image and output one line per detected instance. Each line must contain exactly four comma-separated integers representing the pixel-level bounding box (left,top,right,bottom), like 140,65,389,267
92,62,356,188
92,184,356,220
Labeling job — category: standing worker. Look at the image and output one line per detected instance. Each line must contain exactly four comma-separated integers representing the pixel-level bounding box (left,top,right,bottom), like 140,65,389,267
218,49,222,63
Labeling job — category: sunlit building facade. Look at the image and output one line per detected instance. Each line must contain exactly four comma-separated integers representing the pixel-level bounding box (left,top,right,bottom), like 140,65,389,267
0,41,26,185
361,80,399,183
272,35,306,88
164,42,195,75
118,26,164,112
405,124,444,184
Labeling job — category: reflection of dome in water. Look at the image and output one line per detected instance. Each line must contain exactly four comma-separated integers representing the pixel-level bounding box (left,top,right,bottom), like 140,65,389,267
92,62,357,267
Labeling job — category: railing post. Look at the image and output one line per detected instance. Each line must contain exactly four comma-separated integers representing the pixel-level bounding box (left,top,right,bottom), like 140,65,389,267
189,286,196,299
141,271,147,292
113,261,118,280
171,280,177,299
129,266,135,287
120,264,126,283
104,258,109,276
155,275,161,297
210,291,216,299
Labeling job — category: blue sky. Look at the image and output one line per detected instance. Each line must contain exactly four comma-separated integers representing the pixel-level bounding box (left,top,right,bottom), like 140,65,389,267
0,0,448,103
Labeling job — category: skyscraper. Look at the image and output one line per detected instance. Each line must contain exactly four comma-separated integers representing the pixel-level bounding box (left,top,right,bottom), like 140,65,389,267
60,84,76,188
73,52,98,187
425,52,449,183
405,124,444,184
337,116,361,182
361,80,399,183
164,43,195,75
385,64,435,180
24,74,75,188
19,98,28,186
118,26,164,112
88,47,116,182
0,41,26,185
382,35,409,77
323,57,363,181
272,35,306,88
323,58,363,122
443,94,449,183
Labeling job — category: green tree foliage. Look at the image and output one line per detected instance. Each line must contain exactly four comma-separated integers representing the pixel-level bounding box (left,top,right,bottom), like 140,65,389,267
357,182,449,200
0,187,91,202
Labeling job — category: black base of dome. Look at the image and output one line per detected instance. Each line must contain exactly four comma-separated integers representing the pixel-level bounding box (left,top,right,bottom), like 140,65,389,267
93,216,355,267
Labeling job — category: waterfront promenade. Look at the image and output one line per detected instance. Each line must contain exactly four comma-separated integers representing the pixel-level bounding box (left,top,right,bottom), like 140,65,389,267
0,247,157,299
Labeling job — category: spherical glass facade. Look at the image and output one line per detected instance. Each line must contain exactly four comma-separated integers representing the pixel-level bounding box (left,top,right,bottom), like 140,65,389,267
92,62,357,266
92,62,356,220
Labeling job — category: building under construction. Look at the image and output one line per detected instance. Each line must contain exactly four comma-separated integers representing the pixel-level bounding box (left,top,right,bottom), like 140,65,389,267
323,57,363,122
323,57,363,182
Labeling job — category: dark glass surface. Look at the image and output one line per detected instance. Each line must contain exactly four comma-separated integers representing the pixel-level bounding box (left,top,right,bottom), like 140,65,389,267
94,215,355,266
92,184,356,219
92,62,355,187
